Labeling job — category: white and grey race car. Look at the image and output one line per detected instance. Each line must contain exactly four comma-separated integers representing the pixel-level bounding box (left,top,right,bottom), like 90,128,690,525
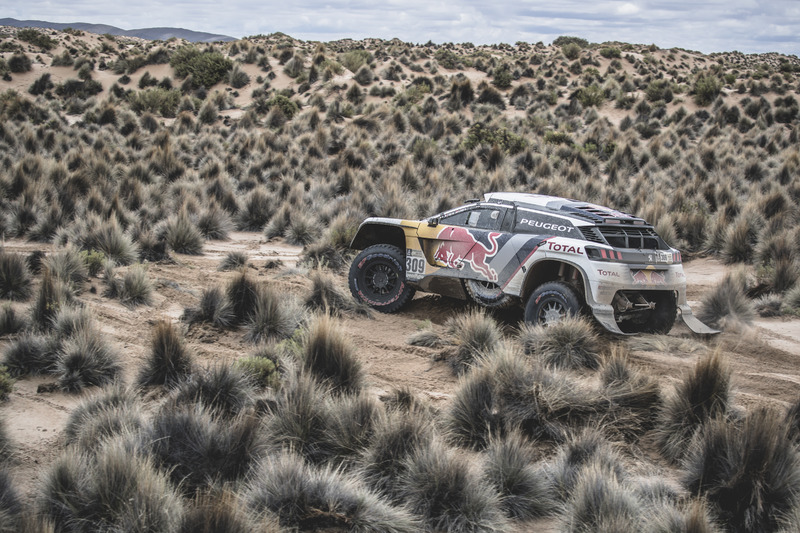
348,192,717,335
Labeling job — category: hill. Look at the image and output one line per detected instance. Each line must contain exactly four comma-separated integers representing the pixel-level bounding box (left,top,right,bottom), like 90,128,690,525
1,25,800,532
0,17,235,42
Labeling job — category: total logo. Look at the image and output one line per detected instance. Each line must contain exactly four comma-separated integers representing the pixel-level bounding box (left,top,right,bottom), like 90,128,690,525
597,269,620,278
545,240,583,255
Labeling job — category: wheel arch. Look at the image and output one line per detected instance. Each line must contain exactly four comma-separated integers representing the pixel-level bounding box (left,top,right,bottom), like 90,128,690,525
521,259,590,303
350,221,407,251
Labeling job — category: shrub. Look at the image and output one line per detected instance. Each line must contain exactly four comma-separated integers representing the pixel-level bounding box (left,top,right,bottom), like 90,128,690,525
145,404,265,495
576,84,605,107
237,188,273,231
302,314,363,395
562,43,582,60
520,316,600,370
138,320,194,388
694,74,722,106
697,273,755,330
655,350,732,463
79,250,106,277
461,122,527,154
245,451,418,532
227,64,250,89
0,251,32,301
129,87,181,117
263,94,299,119
218,251,248,271
444,309,502,374
684,409,800,533
17,28,56,50
245,285,303,343
354,64,374,86
81,218,139,265
55,328,121,393
171,46,233,88
340,50,372,73
600,47,621,59
39,441,184,531
7,53,31,73
482,430,553,520
226,271,260,324
29,272,71,331
184,286,234,328
169,363,257,418
401,439,508,532
285,214,319,246
492,64,513,89
28,72,54,96
235,352,281,389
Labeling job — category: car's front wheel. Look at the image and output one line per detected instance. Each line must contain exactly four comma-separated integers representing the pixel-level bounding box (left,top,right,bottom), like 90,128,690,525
524,281,581,326
349,244,415,313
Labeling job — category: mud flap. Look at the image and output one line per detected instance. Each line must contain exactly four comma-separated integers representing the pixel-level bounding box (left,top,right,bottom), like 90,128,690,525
591,306,632,335
678,304,720,335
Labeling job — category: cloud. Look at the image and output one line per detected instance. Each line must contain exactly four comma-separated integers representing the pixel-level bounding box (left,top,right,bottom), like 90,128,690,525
4,0,799,54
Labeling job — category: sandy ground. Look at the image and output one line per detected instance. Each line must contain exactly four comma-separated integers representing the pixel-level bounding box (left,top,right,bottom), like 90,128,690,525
2,234,800,520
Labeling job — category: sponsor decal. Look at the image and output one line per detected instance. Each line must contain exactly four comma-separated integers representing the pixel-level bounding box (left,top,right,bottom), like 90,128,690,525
434,227,501,282
597,269,620,278
632,267,666,285
545,241,583,255
518,218,574,234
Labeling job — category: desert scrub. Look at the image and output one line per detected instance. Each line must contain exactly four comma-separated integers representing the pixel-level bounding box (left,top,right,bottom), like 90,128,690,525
0,304,26,337
170,45,232,88
218,251,248,271
162,210,204,255
43,246,88,292
235,351,281,389
0,251,32,301
138,320,194,388
183,286,234,328
55,328,122,392
245,285,304,343
63,386,143,451
0,366,14,400
104,262,153,307
519,316,601,370
444,309,503,375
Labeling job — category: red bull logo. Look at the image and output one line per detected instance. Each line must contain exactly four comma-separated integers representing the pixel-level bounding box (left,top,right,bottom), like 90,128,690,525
433,227,501,282
632,268,666,285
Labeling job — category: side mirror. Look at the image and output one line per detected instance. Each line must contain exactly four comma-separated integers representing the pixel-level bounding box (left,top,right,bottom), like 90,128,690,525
428,217,439,227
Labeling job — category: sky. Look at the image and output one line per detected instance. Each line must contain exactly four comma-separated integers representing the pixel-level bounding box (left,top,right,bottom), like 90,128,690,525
4,1,799,55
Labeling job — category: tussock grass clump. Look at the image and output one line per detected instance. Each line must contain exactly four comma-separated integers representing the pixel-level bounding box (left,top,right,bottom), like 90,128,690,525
226,270,259,324
548,429,627,502
55,328,122,393
446,366,504,450
245,451,418,532
482,430,553,520
359,410,435,501
196,203,233,240
116,264,153,307
561,458,641,532
0,469,22,533
162,210,204,255
0,367,12,400
43,246,88,291
655,350,732,463
684,409,800,533
407,326,447,348
245,285,304,343
599,348,662,440
29,271,71,331
520,316,601,370
0,251,32,301
38,441,184,532
63,386,143,452
218,251,248,271
302,314,364,395
80,218,139,265
0,418,14,465
184,286,235,328
144,404,265,495
137,320,194,388
181,489,281,533
318,393,383,467
169,363,257,418
697,273,755,330
444,309,503,374
786,397,800,444
236,188,273,231
263,369,331,462
305,269,371,316
1,333,52,377
0,304,27,336
401,439,508,532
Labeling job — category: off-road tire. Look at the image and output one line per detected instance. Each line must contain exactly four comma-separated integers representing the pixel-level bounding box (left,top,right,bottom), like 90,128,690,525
349,244,415,313
524,281,581,326
462,279,516,309
619,291,677,334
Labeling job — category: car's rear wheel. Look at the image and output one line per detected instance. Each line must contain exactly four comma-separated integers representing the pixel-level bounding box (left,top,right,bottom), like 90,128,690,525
462,279,516,309
349,244,415,313
524,281,581,326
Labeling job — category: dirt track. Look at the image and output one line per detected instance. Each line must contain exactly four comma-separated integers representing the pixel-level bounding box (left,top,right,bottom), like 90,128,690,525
2,234,800,504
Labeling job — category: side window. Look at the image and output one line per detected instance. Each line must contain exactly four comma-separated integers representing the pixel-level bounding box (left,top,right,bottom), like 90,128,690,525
440,207,505,230
439,210,470,226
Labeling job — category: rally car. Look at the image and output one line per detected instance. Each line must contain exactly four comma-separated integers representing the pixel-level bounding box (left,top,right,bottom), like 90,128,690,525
348,192,717,335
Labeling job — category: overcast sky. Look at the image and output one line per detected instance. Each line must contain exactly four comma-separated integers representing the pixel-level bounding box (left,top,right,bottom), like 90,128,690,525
5,1,799,55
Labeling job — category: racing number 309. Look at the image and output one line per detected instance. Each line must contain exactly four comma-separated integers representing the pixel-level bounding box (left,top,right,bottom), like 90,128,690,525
406,253,426,277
